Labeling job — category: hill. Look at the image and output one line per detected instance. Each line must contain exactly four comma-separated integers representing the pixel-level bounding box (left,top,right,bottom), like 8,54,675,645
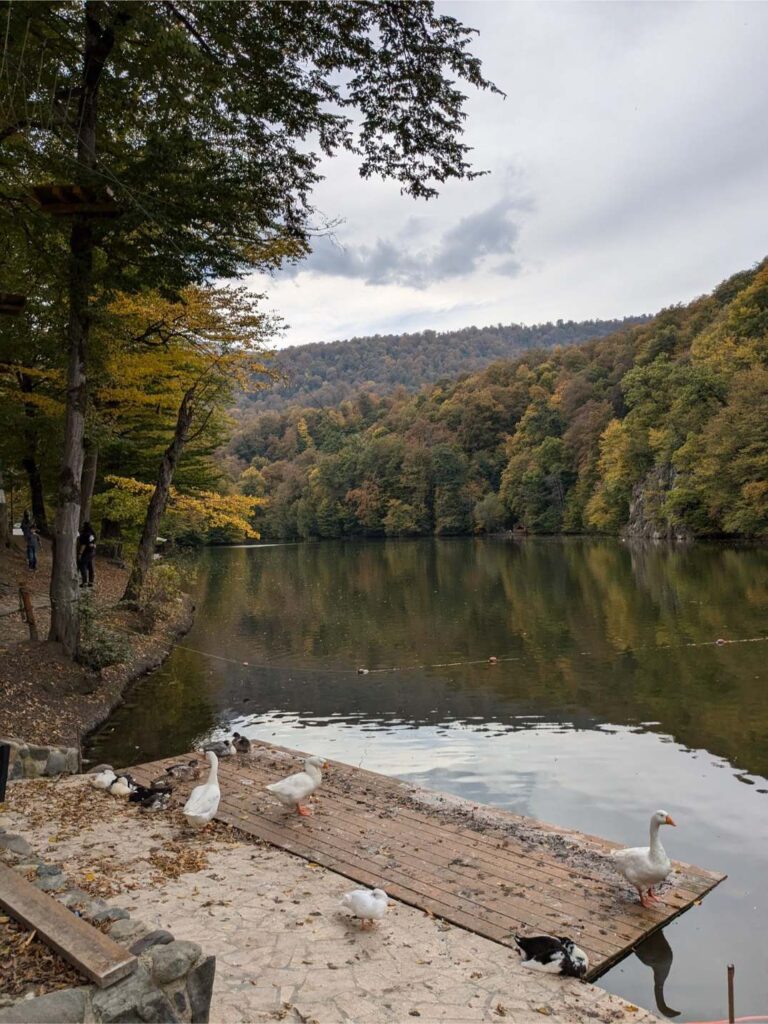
226,261,768,540
246,317,649,412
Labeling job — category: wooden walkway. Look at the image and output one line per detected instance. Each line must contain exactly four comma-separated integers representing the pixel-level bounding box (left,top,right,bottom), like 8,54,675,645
131,741,725,981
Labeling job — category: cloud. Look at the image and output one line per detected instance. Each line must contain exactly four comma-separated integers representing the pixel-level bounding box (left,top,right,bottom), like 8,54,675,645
294,195,529,288
248,1,768,346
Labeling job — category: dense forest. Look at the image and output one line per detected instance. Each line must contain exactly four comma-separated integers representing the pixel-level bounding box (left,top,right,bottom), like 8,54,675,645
244,317,649,412
226,260,768,540
0,1,498,656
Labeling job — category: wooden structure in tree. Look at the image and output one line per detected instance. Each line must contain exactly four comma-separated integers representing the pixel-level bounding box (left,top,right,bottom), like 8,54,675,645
0,293,26,315
131,740,725,981
30,183,120,217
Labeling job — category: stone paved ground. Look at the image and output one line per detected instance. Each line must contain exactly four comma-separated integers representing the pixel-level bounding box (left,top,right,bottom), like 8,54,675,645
2,778,659,1024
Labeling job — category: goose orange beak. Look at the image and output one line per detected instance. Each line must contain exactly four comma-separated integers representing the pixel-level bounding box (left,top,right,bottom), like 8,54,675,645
665,815,676,826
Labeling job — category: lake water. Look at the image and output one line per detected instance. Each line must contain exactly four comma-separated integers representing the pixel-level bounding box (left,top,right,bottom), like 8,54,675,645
86,537,768,1021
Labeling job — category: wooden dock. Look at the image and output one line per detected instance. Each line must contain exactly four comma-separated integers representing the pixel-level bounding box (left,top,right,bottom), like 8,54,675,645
131,741,725,981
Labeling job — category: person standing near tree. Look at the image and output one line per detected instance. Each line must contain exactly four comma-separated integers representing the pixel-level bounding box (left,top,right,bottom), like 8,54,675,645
21,511,38,570
77,521,97,588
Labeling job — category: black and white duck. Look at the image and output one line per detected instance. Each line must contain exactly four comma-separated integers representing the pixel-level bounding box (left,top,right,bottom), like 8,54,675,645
108,774,137,799
514,934,589,978
140,790,172,812
129,780,172,804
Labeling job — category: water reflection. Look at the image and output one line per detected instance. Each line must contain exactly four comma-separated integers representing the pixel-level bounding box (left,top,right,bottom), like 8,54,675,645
85,538,768,1021
635,930,680,1018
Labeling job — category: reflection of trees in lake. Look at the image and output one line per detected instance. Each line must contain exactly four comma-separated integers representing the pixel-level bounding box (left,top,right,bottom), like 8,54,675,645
89,538,768,776
192,539,768,775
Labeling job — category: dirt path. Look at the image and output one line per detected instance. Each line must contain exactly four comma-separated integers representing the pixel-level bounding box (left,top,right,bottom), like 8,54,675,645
0,539,192,749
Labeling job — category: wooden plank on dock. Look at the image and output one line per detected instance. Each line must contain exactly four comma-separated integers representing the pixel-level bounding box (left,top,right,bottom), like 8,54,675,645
131,741,726,981
0,864,137,988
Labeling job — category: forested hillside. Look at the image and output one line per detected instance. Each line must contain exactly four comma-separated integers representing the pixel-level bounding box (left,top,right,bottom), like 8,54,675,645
245,317,648,411
227,261,768,540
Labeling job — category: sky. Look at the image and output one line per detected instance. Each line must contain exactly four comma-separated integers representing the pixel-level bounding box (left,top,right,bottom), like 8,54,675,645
247,2,768,348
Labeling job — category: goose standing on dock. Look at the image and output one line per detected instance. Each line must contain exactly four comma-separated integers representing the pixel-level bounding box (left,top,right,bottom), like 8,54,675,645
612,810,676,907
265,756,326,816
183,751,221,828
514,934,589,977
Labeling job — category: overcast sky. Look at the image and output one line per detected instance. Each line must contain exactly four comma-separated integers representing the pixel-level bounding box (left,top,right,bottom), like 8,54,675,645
248,1,768,348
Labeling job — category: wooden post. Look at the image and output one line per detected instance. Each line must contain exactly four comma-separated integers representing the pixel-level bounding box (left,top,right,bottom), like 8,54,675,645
18,583,39,641
727,963,735,1023
0,743,9,803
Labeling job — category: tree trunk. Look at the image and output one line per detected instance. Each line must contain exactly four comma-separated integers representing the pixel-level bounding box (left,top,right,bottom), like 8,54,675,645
48,2,115,656
17,374,50,535
79,444,98,527
21,454,49,537
49,218,92,655
122,392,195,603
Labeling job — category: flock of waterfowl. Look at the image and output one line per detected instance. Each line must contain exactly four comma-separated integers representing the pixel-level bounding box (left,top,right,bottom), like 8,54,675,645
89,734,679,974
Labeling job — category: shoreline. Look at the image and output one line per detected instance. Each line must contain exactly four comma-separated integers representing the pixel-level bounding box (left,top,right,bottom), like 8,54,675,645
78,594,195,754
0,538,195,753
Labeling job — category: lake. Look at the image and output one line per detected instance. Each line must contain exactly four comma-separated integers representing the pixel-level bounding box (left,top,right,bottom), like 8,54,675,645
86,537,768,1021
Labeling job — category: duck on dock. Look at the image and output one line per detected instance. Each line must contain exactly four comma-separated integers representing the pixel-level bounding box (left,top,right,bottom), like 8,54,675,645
612,810,676,907
232,732,252,754
183,750,221,828
340,887,389,929
265,756,326,816
152,760,200,784
200,738,236,758
514,934,589,978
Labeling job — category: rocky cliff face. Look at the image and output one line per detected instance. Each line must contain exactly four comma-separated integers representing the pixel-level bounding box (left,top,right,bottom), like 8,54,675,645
625,465,693,541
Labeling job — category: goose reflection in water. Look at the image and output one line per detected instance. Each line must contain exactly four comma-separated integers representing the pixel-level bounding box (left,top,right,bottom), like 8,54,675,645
634,928,680,1018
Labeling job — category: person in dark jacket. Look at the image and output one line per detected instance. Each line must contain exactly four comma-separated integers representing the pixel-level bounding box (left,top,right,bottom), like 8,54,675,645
77,521,97,587
21,511,38,570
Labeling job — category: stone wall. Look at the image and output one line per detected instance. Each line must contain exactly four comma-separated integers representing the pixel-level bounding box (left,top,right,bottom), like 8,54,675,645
0,737,79,780
0,829,215,1024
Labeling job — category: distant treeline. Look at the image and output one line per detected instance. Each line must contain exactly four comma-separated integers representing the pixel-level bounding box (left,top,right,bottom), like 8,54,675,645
227,261,768,540
246,317,649,412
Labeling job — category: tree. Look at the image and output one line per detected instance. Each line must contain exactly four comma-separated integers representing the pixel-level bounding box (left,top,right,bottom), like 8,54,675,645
1,0,498,655
101,285,277,601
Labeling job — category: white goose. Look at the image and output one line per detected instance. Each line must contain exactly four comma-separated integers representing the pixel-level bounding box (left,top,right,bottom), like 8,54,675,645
340,888,389,929
265,756,325,816
612,810,676,907
182,750,221,828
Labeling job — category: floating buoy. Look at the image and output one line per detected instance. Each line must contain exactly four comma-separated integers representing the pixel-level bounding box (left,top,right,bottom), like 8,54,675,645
715,638,727,646
488,656,498,664
357,667,369,675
